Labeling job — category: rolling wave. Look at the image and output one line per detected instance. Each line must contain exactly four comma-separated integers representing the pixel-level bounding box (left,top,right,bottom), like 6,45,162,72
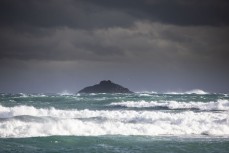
110,99,229,111
0,104,229,138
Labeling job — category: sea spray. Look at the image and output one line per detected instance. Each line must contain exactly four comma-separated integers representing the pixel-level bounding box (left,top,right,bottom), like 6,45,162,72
110,99,229,111
1,92,229,153
0,104,229,138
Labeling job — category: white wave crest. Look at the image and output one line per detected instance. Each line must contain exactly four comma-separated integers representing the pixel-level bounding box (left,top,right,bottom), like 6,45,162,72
16,93,47,98
185,89,209,94
18,93,29,97
0,105,229,138
110,100,229,111
58,90,73,96
139,93,152,97
135,91,158,94
165,89,209,95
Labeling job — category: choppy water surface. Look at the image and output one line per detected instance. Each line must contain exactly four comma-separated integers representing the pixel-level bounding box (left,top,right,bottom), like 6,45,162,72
0,91,229,152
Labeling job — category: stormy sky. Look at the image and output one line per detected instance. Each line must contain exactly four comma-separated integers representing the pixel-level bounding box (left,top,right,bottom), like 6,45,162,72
0,0,229,93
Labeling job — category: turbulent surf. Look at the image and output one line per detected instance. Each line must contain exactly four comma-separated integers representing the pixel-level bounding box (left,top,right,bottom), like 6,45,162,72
0,91,229,152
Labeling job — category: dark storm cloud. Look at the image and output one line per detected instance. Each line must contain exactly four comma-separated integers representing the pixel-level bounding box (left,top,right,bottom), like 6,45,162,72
1,21,229,67
0,27,126,61
0,0,229,93
0,0,136,29
1,0,229,29
87,0,229,26
0,0,228,63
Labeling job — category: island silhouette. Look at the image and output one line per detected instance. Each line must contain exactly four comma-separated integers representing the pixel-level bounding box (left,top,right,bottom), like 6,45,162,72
78,80,133,93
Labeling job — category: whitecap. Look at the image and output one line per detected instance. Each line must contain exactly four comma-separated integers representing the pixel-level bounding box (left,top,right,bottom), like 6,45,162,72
18,93,29,97
110,99,229,111
135,91,158,94
165,89,209,95
0,104,229,138
185,89,209,94
58,90,73,96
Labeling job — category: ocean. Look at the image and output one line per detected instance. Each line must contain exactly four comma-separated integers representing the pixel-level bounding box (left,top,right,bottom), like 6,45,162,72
0,90,229,153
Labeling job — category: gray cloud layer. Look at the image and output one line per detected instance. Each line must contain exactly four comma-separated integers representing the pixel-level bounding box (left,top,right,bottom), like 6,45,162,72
0,0,229,93
1,0,229,29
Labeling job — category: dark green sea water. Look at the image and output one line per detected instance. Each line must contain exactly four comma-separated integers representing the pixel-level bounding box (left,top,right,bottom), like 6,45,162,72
1,136,229,153
0,91,229,152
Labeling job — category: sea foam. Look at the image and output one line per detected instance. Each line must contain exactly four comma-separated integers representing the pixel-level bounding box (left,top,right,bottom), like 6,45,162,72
165,89,209,95
0,105,229,138
110,99,229,111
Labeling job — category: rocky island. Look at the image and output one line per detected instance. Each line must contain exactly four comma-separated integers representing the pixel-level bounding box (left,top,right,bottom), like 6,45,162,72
78,80,133,93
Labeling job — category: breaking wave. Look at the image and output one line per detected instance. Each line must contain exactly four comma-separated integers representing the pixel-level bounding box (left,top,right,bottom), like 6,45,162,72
58,90,73,96
165,89,209,95
135,91,158,94
110,99,229,111
0,105,229,138
17,93,46,97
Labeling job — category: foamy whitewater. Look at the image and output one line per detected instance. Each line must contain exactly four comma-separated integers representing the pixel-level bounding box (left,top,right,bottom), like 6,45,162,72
0,91,229,152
